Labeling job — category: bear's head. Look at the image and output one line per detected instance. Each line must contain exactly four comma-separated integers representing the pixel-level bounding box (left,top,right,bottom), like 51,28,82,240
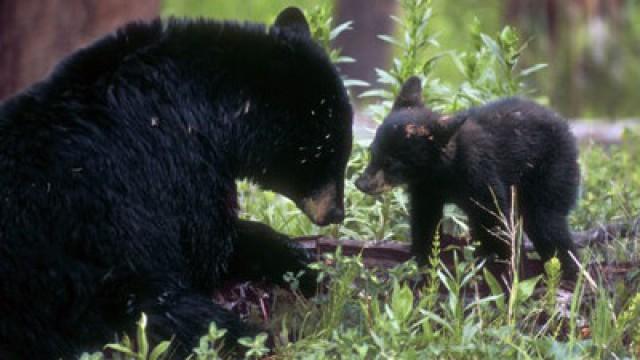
355,76,464,194
248,7,353,226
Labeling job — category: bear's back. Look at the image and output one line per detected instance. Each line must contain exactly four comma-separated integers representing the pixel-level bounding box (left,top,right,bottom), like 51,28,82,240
465,97,567,131
455,97,577,185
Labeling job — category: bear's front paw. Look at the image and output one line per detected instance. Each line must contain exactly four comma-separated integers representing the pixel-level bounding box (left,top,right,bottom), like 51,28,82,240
283,245,319,297
296,267,319,297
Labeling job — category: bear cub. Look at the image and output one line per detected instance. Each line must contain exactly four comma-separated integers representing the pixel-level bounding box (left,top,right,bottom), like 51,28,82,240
356,76,580,278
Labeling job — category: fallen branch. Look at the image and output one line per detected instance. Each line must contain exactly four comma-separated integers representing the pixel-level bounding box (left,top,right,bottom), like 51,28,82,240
296,216,640,268
214,218,639,322
571,217,640,248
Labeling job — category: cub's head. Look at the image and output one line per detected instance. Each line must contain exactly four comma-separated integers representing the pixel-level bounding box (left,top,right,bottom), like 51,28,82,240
355,76,464,195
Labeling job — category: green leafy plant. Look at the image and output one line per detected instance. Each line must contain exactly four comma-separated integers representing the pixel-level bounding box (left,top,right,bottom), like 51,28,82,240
237,333,269,359
83,314,172,360
361,0,444,118
190,322,227,360
543,257,562,317
446,19,548,112
304,4,353,66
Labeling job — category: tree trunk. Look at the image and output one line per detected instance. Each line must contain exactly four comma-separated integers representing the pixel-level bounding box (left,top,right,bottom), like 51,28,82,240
0,0,160,100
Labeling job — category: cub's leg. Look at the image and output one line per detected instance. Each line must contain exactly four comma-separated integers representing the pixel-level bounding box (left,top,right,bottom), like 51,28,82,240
465,184,512,261
408,186,445,265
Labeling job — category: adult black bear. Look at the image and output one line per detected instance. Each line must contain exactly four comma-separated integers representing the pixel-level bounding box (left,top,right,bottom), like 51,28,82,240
0,8,352,359
356,76,579,279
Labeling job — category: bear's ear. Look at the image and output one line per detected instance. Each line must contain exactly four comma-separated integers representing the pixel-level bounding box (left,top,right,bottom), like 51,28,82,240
274,7,311,37
392,76,424,110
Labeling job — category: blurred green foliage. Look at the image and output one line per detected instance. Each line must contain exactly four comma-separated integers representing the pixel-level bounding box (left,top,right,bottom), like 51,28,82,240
162,0,323,23
417,0,502,88
492,1,640,118
572,130,640,230
161,0,503,95
162,0,640,119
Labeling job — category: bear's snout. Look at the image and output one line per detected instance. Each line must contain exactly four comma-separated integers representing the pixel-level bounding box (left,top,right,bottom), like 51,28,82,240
323,206,345,225
355,174,373,194
298,182,345,226
355,169,393,195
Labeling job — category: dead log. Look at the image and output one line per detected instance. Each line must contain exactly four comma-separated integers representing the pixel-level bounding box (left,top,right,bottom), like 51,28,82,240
296,215,640,268
214,218,638,322
571,217,640,248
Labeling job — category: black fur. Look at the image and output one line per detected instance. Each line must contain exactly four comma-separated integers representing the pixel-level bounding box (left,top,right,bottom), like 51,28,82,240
356,77,579,279
0,8,352,359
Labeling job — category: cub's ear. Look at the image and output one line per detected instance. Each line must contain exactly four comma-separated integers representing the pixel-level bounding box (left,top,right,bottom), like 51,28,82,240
392,76,424,110
435,115,467,144
274,7,311,37
403,123,432,140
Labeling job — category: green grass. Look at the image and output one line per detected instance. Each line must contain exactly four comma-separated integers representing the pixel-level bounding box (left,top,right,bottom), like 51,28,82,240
97,235,640,359
572,130,640,231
